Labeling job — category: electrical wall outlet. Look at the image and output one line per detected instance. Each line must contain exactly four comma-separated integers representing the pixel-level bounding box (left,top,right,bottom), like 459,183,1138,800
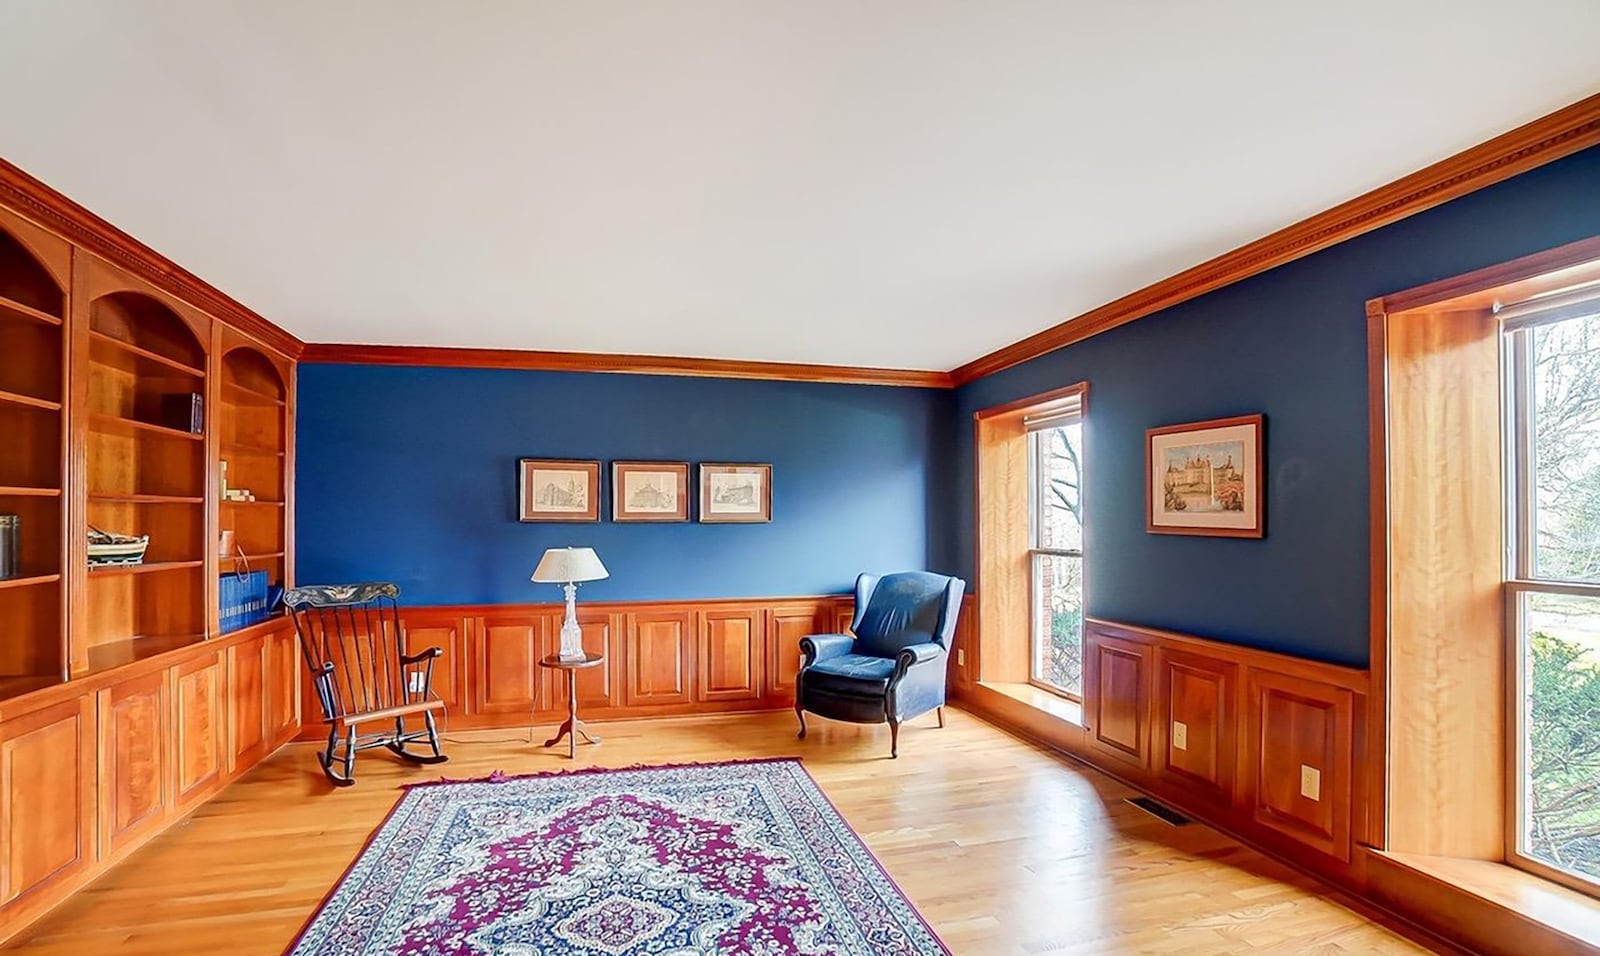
1300,764,1322,801
1172,721,1188,751
956,648,966,667
408,672,426,694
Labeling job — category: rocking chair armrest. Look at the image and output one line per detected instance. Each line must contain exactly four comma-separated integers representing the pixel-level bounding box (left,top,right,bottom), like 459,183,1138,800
399,646,443,665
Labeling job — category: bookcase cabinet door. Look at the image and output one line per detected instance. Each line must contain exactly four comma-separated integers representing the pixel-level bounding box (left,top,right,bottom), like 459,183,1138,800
0,697,95,906
171,653,225,811
227,635,269,773
97,671,169,858
266,625,300,747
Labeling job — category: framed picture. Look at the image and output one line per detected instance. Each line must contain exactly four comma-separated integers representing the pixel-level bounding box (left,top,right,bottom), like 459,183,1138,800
518,459,600,522
612,461,689,522
699,463,772,523
1146,414,1264,538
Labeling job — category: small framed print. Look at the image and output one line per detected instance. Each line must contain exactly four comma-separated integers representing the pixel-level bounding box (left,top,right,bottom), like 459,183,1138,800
1146,414,1263,537
518,459,600,522
612,461,689,522
699,463,772,523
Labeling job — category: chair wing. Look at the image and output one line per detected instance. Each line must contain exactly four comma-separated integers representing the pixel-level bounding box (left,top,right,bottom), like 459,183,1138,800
851,571,965,659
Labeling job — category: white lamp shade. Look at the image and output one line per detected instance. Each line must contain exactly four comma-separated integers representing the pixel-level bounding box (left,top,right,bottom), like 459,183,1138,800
532,547,609,584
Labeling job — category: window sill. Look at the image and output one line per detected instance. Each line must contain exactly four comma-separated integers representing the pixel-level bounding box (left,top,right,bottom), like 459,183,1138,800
980,681,1083,725
1372,850,1600,952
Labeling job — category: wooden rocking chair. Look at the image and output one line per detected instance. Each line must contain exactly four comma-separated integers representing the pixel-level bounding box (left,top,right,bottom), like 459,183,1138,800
284,582,448,787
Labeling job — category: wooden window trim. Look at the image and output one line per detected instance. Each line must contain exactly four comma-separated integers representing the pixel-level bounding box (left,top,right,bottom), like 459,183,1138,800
974,382,1088,691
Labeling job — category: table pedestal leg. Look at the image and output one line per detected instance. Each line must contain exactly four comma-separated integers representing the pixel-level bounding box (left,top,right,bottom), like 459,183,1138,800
542,669,601,758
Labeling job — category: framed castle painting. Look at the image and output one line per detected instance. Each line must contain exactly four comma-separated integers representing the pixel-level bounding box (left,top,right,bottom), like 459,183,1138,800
612,461,689,522
518,459,600,522
1145,414,1263,538
699,463,772,523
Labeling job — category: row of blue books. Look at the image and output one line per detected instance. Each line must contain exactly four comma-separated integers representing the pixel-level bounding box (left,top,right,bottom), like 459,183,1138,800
220,569,272,634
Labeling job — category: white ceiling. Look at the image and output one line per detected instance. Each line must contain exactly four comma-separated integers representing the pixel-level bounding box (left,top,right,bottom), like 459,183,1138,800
1,3,1597,371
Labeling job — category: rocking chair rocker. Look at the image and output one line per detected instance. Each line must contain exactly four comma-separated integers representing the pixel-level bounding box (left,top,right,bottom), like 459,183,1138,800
284,582,448,787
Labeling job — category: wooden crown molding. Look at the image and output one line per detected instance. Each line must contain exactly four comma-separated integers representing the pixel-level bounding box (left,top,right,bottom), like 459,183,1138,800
300,342,956,388
949,91,1600,386
0,157,305,360
9,90,1599,386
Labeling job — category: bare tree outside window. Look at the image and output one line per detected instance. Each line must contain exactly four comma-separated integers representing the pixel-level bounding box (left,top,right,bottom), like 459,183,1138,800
1510,307,1600,890
1031,422,1083,697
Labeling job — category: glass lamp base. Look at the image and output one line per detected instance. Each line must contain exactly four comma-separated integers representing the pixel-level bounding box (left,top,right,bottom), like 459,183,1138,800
556,581,587,660
558,619,586,661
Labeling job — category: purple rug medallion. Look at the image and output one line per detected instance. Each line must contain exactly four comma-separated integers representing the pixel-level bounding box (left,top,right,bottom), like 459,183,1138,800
286,758,949,955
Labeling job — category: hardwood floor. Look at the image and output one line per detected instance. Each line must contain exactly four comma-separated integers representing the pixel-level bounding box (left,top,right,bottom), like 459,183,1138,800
4,707,1445,955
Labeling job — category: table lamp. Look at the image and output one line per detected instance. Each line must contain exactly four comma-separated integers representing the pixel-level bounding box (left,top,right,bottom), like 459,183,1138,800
532,547,609,661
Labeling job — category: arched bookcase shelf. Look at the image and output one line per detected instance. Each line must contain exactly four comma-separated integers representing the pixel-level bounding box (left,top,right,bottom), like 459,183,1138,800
218,345,289,632
83,291,208,672
0,223,66,694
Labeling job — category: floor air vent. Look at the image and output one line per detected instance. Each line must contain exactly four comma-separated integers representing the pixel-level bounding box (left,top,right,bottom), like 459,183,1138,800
1125,796,1192,826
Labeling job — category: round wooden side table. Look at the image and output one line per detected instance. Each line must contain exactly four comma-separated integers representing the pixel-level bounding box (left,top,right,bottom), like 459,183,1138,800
539,652,605,758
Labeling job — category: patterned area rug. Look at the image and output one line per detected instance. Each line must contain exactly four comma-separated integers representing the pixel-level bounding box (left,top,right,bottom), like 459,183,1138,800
286,758,949,955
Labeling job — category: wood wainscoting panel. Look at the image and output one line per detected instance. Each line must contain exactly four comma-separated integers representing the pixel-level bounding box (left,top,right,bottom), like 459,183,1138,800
697,607,764,703
830,602,855,637
625,610,694,707
1085,629,1151,770
225,634,269,774
1248,670,1355,862
764,603,824,702
470,614,548,717
171,651,225,812
0,697,94,907
399,613,468,716
1153,647,1236,807
96,671,169,859
549,611,624,711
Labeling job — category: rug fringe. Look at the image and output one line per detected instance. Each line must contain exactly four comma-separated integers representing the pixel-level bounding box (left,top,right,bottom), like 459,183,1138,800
399,755,804,789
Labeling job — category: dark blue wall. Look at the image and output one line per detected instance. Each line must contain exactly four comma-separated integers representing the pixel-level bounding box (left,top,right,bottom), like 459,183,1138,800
952,144,1600,668
295,365,955,605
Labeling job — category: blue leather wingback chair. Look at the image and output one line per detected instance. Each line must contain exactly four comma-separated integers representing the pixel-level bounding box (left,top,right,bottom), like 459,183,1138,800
796,571,966,758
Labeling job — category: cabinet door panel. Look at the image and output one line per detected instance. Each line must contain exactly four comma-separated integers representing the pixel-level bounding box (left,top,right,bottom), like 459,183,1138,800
625,611,692,706
698,608,763,703
266,626,300,746
227,635,268,773
0,697,94,905
472,616,546,716
98,671,169,857
172,653,225,810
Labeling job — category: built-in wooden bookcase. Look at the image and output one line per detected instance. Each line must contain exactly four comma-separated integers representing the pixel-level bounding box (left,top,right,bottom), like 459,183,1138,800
217,341,289,630
80,283,209,674
0,215,69,695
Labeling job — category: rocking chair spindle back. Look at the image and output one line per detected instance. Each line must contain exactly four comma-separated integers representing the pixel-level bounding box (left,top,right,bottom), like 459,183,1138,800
284,582,448,786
